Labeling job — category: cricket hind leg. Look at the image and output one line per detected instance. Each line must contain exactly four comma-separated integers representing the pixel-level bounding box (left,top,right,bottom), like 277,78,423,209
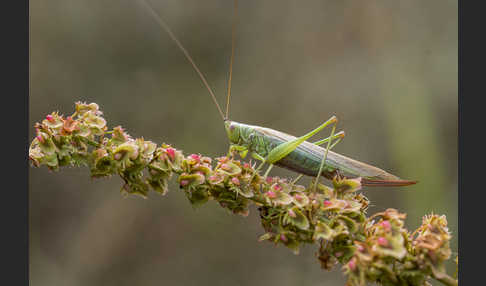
313,131,345,148
265,116,343,187
265,116,338,165
291,133,345,186
256,116,339,184
253,116,342,185
312,118,340,192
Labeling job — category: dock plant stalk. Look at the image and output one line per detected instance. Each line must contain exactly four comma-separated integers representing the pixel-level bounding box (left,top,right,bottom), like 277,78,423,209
29,102,458,286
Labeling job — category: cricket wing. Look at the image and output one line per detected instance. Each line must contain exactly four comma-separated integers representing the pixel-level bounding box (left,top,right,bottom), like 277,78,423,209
253,125,416,186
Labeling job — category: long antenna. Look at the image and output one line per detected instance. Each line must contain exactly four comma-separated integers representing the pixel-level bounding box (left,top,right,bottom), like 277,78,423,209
138,0,226,121
225,0,238,119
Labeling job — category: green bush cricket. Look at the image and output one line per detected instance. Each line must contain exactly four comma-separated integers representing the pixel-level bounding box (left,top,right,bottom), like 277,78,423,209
140,0,416,188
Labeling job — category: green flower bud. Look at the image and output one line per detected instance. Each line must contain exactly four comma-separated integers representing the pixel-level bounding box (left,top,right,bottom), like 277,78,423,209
371,232,407,260
113,141,139,168
83,112,107,135
292,193,310,208
313,221,335,241
265,186,293,206
43,152,59,168
208,171,226,185
336,215,359,233
76,124,92,137
186,187,210,207
37,133,57,155
90,148,115,177
231,182,254,198
29,146,43,167
283,206,309,230
75,101,101,116
111,126,129,143
258,232,274,242
178,173,206,189
332,177,362,193
321,199,348,212
217,161,241,176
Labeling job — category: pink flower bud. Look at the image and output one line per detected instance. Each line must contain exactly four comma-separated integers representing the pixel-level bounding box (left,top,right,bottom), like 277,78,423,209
36,135,44,143
243,163,250,169
209,175,218,182
180,180,189,187
380,220,391,232
348,258,357,271
190,154,201,162
280,234,288,242
231,177,240,185
266,177,273,184
288,209,297,218
356,244,365,252
46,114,54,122
273,184,282,191
294,194,302,201
323,200,332,207
377,237,388,247
166,148,175,160
114,153,122,160
266,190,276,199
221,163,230,171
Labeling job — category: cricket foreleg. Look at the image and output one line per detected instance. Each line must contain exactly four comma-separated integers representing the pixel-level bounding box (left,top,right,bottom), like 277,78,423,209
263,164,274,178
291,174,304,185
228,144,249,159
249,152,268,182
250,153,276,179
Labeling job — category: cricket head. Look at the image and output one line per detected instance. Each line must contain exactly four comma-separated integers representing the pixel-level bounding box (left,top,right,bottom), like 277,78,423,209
224,120,240,144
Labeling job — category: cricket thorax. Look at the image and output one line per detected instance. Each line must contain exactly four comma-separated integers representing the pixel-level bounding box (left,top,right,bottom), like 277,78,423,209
225,121,273,156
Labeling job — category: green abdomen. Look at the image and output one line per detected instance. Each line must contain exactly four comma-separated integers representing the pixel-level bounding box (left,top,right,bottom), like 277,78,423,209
241,123,401,181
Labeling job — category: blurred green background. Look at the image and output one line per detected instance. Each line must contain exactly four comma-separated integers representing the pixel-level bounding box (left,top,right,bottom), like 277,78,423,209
29,0,457,285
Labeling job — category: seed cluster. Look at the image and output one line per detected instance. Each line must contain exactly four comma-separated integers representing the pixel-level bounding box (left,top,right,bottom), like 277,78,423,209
29,102,457,286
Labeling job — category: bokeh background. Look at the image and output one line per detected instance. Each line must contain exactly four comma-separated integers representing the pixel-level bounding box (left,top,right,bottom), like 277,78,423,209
30,0,457,285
